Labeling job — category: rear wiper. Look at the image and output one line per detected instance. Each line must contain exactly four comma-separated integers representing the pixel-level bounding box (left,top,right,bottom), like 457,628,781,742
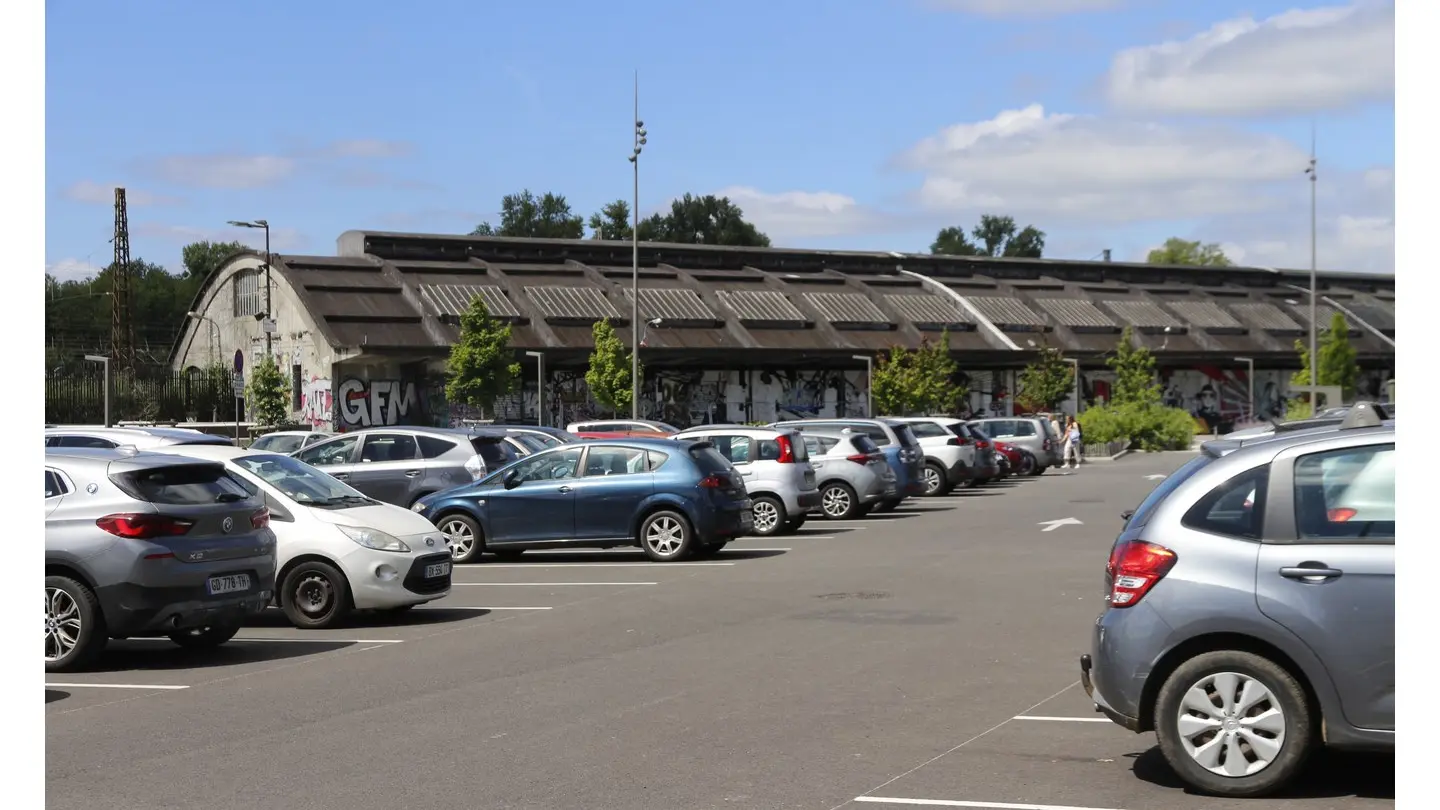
215,493,246,503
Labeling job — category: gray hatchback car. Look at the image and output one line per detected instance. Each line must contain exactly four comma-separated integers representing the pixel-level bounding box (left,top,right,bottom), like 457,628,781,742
45,448,278,672
1082,404,1394,797
293,426,518,508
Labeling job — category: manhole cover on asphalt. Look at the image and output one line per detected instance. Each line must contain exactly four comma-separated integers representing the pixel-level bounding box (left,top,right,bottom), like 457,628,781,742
814,591,891,600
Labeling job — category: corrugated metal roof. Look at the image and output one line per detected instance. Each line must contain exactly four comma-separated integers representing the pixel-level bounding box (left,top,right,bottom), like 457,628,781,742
1102,300,1184,329
884,294,972,329
1231,302,1304,332
1346,303,1395,331
802,292,890,324
716,290,809,325
1033,298,1116,328
968,296,1046,327
1166,300,1243,330
621,287,719,322
419,284,519,318
524,286,623,322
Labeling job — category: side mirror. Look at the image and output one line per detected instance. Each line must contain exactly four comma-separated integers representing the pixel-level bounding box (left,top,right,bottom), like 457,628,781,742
503,471,522,490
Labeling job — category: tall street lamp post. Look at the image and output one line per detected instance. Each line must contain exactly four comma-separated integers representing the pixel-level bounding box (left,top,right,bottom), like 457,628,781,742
228,219,273,357
627,75,647,420
1304,139,1318,411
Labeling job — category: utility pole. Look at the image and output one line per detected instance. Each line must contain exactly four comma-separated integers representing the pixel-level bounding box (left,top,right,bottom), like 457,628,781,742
109,188,135,371
1305,126,1318,411
627,73,647,420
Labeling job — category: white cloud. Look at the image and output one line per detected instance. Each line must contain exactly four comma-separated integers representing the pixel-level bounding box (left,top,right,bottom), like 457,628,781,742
60,180,182,206
714,186,891,239
1105,2,1394,115
147,153,296,189
901,103,1310,223
45,258,101,282
133,223,308,252
317,139,414,159
926,0,1124,17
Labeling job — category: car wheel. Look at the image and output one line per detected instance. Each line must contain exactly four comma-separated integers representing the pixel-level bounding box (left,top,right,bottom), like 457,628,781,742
45,575,107,673
639,510,694,562
168,623,241,648
492,549,525,560
1018,453,1038,476
1154,650,1315,798
751,496,787,536
437,513,485,564
279,560,353,630
819,483,862,520
922,462,951,496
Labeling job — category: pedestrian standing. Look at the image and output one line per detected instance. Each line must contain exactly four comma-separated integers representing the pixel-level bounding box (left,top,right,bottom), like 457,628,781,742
1064,416,1082,470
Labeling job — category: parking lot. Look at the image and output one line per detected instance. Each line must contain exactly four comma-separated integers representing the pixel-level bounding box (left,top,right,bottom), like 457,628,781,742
44,453,1392,810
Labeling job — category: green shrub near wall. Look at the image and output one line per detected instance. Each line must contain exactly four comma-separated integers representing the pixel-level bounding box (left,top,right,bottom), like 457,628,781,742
1078,402,1197,452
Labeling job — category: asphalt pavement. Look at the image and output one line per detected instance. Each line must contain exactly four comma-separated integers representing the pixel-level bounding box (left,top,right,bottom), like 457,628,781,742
45,453,1394,810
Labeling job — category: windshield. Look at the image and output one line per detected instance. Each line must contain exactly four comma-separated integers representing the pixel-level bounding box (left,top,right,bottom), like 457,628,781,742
233,453,374,507
515,434,551,453
1127,454,1213,528
252,434,305,454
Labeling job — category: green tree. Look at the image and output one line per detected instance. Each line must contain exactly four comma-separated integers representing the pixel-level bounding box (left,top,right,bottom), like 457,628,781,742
471,190,585,238
1291,311,1359,402
445,296,522,418
585,319,637,416
181,240,247,279
635,194,771,246
870,346,919,415
588,199,633,240
1146,237,1232,267
930,214,1045,258
44,258,201,363
1016,343,1072,411
246,355,291,427
912,331,965,414
1106,327,1161,407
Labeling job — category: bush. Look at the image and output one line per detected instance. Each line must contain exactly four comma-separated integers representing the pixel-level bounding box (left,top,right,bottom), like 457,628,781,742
1078,403,1197,452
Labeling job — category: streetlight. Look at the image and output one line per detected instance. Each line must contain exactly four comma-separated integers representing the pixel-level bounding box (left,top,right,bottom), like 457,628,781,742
852,354,873,416
84,354,110,427
1304,133,1318,411
187,311,220,363
627,76,646,420
526,351,545,427
228,219,273,358
1234,356,1255,421
1066,357,1081,416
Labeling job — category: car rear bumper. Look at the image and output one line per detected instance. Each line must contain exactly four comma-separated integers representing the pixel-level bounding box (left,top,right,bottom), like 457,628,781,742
700,501,753,540
944,459,972,484
97,582,274,638
1081,654,1141,731
795,489,822,512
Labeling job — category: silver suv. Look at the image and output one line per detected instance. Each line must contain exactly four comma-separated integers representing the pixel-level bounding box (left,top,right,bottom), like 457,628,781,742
798,430,897,520
671,425,820,536
294,427,518,508
890,417,975,496
45,426,234,449
969,416,1061,474
45,448,278,672
1081,403,1394,797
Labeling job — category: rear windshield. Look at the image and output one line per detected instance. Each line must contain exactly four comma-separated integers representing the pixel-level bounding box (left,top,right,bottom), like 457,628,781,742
893,424,921,448
907,421,950,439
1128,454,1214,528
758,434,810,462
851,435,881,455
472,439,517,466
111,463,253,505
687,445,734,474
253,434,305,454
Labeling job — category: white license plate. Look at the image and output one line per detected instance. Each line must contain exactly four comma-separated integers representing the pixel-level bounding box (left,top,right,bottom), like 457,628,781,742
424,562,452,578
206,573,251,595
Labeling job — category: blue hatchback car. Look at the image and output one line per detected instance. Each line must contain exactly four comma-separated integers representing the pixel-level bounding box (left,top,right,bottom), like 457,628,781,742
412,438,754,563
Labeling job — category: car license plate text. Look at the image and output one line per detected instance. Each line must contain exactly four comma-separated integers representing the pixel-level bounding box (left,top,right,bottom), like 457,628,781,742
207,573,251,595
425,562,451,578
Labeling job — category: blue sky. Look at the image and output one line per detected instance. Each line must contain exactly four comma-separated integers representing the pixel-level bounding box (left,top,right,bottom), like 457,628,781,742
44,0,1394,280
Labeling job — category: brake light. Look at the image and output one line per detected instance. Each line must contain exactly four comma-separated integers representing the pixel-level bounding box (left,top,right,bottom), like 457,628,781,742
1327,507,1357,523
1043,438,1053,451
699,474,729,488
251,507,270,530
1105,540,1177,608
977,441,990,450
95,513,194,540
946,437,961,446
776,434,795,463
846,453,870,465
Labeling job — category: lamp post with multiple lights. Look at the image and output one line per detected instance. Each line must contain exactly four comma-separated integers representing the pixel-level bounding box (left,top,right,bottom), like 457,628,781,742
228,219,273,357
627,78,647,420
1304,139,1318,411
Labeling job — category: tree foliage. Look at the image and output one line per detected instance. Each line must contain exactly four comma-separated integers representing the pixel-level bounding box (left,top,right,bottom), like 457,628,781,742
635,194,771,246
1146,237,1232,267
588,199,633,241
445,296,522,417
181,240,247,279
472,190,585,238
930,214,1045,258
868,333,966,416
1106,327,1161,407
869,346,915,416
1016,343,1072,411
246,355,291,427
1291,311,1359,403
1079,402,1197,451
45,258,202,364
586,319,638,416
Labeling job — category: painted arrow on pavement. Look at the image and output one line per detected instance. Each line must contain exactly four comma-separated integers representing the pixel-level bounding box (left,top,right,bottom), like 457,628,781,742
1144,474,1167,481
1038,517,1083,532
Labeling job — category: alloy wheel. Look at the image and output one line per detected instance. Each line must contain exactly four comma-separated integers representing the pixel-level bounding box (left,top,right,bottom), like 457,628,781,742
44,587,81,663
922,467,942,495
752,500,780,534
1176,671,1287,778
821,487,851,517
645,516,685,556
441,518,475,560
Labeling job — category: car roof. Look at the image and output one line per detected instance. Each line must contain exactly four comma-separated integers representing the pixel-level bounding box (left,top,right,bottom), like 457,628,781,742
256,430,328,438
328,426,509,439
675,424,794,435
1203,401,1394,458
45,446,226,472
893,416,961,424
149,444,274,461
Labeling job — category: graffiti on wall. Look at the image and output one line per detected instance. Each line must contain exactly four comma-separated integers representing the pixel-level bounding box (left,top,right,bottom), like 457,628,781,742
300,376,332,428
336,377,420,429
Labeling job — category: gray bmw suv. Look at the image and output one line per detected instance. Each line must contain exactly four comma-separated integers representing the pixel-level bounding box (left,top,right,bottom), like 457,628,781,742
1081,403,1394,797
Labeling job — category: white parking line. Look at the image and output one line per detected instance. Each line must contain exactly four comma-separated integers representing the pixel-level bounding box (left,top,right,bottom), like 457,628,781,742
1012,715,1110,723
415,605,553,611
475,562,736,568
47,682,190,691
721,547,792,552
131,635,406,645
854,798,1124,810
449,582,658,586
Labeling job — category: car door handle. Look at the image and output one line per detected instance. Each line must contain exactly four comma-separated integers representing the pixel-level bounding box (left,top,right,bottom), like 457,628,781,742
1280,565,1344,580
557,485,572,493
404,470,421,478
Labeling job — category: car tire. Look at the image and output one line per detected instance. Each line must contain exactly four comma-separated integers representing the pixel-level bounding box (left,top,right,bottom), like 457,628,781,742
751,496,788,536
436,513,486,564
818,482,862,520
1154,650,1315,798
638,510,695,562
168,623,241,648
45,575,107,673
279,560,353,630
922,462,952,496
492,549,525,561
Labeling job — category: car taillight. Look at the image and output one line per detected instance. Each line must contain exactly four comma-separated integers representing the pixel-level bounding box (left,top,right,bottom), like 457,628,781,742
699,474,728,488
1105,540,1177,608
1043,438,1053,451
977,441,990,450
95,513,194,540
845,453,870,464
946,437,961,446
251,507,270,530
776,434,795,463
1327,507,1357,523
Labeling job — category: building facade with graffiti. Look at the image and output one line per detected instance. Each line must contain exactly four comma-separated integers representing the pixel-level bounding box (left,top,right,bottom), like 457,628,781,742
170,232,1395,433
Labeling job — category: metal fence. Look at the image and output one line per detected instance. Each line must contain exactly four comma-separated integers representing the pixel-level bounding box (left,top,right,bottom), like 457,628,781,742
45,366,240,426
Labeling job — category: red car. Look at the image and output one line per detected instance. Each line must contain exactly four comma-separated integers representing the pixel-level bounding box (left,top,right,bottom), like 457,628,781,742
992,440,1025,478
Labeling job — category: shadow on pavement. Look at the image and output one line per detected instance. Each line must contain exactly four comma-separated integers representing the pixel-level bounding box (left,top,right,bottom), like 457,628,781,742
85,637,362,673
45,689,69,704
464,549,790,563
243,607,485,628
1129,747,1394,800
